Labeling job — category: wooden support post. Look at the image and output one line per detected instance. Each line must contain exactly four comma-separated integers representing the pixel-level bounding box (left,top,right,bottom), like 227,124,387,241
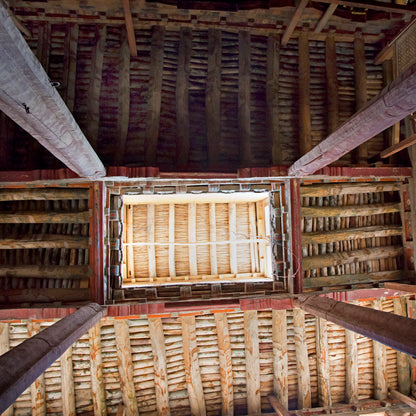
126,205,135,281
272,309,288,408
145,25,164,165
229,203,238,275
114,320,139,416
147,204,157,280
181,315,206,416
188,203,197,277
121,0,137,57
209,203,218,275
267,34,281,165
0,211,90,224
326,30,339,134
316,318,331,406
61,347,76,416
0,323,13,416
244,310,261,416
0,4,105,179
169,204,176,278
148,318,170,416
63,23,78,113
0,265,90,279
299,28,311,156
206,29,221,170
214,313,234,416
345,328,359,403
314,4,337,34
0,235,89,249
0,304,105,414
238,31,251,167
300,182,400,197
268,395,291,416
293,308,311,409
281,0,309,46
249,202,259,273
176,27,191,170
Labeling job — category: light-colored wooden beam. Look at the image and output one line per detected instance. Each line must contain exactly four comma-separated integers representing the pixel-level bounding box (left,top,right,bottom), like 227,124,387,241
121,0,137,57
314,4,337,34
249,202,259,273
268,394,291,416
181,315,206,416
316,318,331,407
63,23,78,113
214,313,234,416
209,203,218,276
169,204,176,279
229,202,238,275
0,265,90,279
61,347,76,416
256,200,266,275
147,204,156,280
372,299,387,400
188,203,197,277
0,323,13,416
281,0,309,46
299,27,311,156
325,30,339,133
381,133,416,159
389,388,416,410
114,320,139,416
148,318,170,416
272,309,288,408
0,234,89,249
345,327,358,403
126,205,135,281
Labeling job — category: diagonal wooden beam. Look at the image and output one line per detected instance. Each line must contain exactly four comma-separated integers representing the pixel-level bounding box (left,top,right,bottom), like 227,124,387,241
121,0,137,57
272,309,288,408
381,133,416,159
281,0,309,46
314,4,337,34
268,394,290,416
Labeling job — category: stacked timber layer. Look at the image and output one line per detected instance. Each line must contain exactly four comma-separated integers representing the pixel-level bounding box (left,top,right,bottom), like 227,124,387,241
1,297,413,415
0,187,92,305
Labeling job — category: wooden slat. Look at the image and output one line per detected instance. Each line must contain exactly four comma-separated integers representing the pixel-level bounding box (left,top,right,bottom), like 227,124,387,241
114,320,139,416
148,318,170,416
206,29,221,170
249,202,259,273
89,323,106,416
314,4,337,34
147,204,156,280
36,22,50,71
214,313,234,416
299,28,311,156
169,204,176,278
145,25,164,165
229,202,238,274
28,321,46,416
188,203,197,277
318,0,416,15
316,318,331,407
115,27,131,165
181,315,206,416
267,34,281,165
256,200,266,275
0,211,90,223
60,347,76,416
302,246,403,270
389,388,416,410
272,309,288,408
209,203,218,275
300,182,400,197
238,30,251,166
126,205,135,280
244,310,261,416
121,0,137,56
301,202,401,218
381,133,416,159
0,323,13,416
268,395,290,416
86,24,106,149
325,30,339,134
293,308,311,409
0,234,89,249
0,288,90,304
63,23,78,112
345,327,358,403
281,0,309,46
0,265,90,278
0,188,89,201
302,225,403,245
176,27,191,170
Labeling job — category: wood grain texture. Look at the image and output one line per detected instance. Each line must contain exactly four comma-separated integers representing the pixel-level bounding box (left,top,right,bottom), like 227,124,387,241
188,203,197,276
281,0,309,45
345,328,358,403
63,23,78,112
228,202,238,274
300,182,400,197
0,211,90,223
121,0,137,56
0,234,89,249
209,203,218,275
60,347,76,416
272,309,288,408
0,323,13,416
325,31,339,134
301,203,401,218
316,318,331,406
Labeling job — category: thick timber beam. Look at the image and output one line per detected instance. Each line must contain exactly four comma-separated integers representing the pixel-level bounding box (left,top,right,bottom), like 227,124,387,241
289,61,416,176
296,295,416,357
0,4,105,179
272,309,288,408
0,304,106,414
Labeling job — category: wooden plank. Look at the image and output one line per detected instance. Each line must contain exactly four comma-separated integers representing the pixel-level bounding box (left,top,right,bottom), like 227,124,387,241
176,27,191,170
325,30,339,134
281,0,309,46
0,210,90,223
229,202,238,275
372,299,387,400
244,310,261,416
314,4,337,34
61,347,76,416
381,133,416,159
147,204,156,280
345,327,359,403
206,29,221,170
0,234,89,249
0,323,13,416
389,388,416,410
272,309,288,408
293,308,311,409
27,321,46,416
317,0,416,15
121,0,137,56
181,315,206,416
301,202,401,218
209,203,218,275
256,200,266,275
268,395,290,416
169,204,176,278
249,202,259,273
316,318,331,406
302,246,403,270
383,282,416,293
126,205,135,280
63,23,78,112
0,288,90,304
0,265,90,279
238,31,251,166
86,24,106,149
148,318,170,416
300,182,400,197
145,25,164,165
36,22,50,71
0,188,89,201
114,320,139,416
267,34,281,164
214,313,234,416
115,27,131,165
302,225,403,245
89,323,107,416
299,28,311,156
188,203,197,277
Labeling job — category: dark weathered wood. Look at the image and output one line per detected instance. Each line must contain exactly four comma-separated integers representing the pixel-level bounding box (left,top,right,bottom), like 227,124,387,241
239,31,251,167
36,22,50,71
0,234,89,249
206,29,221,170
314,4,337,34
0,265,90,279
0,188,89,201
389,389,416,410
289,61,416,176
0,4,105,179
281,0,309,46
145,25,164,165
0,304,105,414
0,288,90,304
0,211,90,223
0,324,12,416
299,28,311,156
318,0,416,15
121,0,137,56
63,23,78,112
300,182,400,197
176,27,191,170
325,31,339,134
268,395,291,416
381,133,416,159
0,112,14,171
384,282,416,293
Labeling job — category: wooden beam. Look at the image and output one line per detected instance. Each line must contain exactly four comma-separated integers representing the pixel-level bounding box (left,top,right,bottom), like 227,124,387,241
86,24,106,150
176,27,191,170
314,4,337,34
229,202,238,275
63,23,78,113
0,288,90,304
317,0,416,15
89,323,107,416
389,388,416,410
0,210,90,224
0,234,89,249
214,313,234,416
384,282,416,293
115,27,131,165
244,310,261,416
300,182,400,197
293,308,311,409
148,318,170,416
206,29,221,170
238,31,251,166
168,204,176,279
268,395,291,416
188,203,197,277
281,0,309,46
345,328,359,403
0,323,13,416
36,22,50,71
381,133,416,159
0,4,105,179
325,30,339,134
0,188,89,201
209,203,218,275
289,60,416,176
121,0,137,57
145,25,164,165
267,34,281,165
0,265,90,279
249,202,259,273
0,304,105,414
114,320,139,416
126,206,135,280
316,318,331,407
147,204,156,280
61,347,76,416
272,309,288,408
181,315,206,416
299,28,311,156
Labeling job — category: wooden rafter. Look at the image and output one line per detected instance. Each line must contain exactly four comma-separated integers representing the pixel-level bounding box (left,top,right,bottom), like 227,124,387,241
126,205,135,281
299,27,311,156
314,4,337,34
209,203,218,275
188,203,197,277
61,347,76,416
300,182,400,197
169,204,176,278
272,309,288,408
89,323,106,416
121,0,137,57
381,133,416,159
268,395,291,416
345,327,359,403
229,202,238,274
325,30,339,134
0,234,89,249
316,318,331,407
372,299,387,400
0,323,13,416
318,0,416,15
63,23,78,113
147,204,156,280
281,0,309,46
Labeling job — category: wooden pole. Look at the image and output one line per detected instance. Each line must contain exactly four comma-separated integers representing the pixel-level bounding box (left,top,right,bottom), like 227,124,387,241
325,30,339,134
0,304,106,414
0,3,105,179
